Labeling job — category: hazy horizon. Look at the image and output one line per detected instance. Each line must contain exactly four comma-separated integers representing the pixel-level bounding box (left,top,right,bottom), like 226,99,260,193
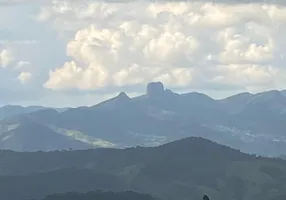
0,81,285,108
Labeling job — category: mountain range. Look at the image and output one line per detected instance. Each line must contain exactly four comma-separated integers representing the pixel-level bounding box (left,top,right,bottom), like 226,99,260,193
1,82,286,156
1,137,286,200
0,105,68,120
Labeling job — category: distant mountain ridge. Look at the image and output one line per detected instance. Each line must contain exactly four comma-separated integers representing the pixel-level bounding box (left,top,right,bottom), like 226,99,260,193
0,105,69,120
1,82,286,155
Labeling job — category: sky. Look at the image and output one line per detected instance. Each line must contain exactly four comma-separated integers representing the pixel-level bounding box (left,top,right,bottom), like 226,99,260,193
1,0,286,107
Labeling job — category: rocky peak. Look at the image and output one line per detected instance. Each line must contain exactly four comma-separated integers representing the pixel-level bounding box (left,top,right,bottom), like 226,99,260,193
146,82,165,97
117,92,130,99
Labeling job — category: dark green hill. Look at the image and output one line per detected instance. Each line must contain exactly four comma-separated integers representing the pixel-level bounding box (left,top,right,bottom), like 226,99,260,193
37,191,156,200
0,137,286,200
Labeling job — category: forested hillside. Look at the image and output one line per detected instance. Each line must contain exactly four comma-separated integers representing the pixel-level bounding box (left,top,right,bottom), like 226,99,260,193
35,191,156,200
0,137,286,200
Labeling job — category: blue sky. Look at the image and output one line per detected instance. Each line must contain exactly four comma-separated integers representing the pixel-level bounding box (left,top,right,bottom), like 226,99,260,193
1,0,286,107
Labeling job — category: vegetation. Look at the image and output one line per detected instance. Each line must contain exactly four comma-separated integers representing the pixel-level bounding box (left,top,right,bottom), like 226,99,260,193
35,191,156,200
0,137,286,200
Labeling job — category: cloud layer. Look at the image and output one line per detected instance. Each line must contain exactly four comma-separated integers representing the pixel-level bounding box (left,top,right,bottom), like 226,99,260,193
40,1,286,94
2,0,286,106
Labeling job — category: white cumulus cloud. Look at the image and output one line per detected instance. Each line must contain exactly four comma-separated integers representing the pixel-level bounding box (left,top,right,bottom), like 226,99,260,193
17,71,32,84
0,48,14,67
40,1,286,93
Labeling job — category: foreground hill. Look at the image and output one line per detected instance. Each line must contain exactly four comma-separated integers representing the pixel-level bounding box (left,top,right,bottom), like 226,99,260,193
1,82,286,155
37,191,157,200
0,137,286,200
